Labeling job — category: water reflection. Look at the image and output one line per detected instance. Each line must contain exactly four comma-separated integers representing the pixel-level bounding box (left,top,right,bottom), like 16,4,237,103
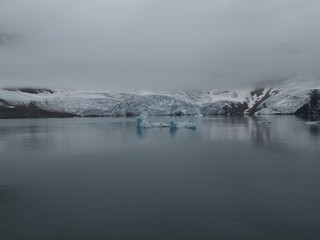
200,116,320,152
169,127,178,138
0,117,320,239
0,185,17,214
136,127,147,140
0,117,319,154
0,125,58,152
308,125,320,137
132,115,320,154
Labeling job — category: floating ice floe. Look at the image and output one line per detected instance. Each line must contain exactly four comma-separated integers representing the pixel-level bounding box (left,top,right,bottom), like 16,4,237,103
194,112,204,118
257,120,272,124
305,121,320,125
136,114,196,129
150,122,170,128
169,118,196,129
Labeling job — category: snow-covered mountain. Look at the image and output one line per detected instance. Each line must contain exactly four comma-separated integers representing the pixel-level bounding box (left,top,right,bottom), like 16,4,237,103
1,76,320,118
247,76,320,115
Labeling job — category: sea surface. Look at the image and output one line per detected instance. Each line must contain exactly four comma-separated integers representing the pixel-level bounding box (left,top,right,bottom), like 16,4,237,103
0,116,320,240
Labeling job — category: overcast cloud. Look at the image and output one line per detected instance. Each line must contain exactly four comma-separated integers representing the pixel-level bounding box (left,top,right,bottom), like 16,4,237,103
0,0,320,90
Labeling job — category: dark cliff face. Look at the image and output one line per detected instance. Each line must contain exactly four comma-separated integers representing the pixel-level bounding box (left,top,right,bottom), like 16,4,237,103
295,89,320,115
246,89,273,116
200,101,248,116
0,103,76,119
0,88,70,118
228,102,249,116
3,88,54,94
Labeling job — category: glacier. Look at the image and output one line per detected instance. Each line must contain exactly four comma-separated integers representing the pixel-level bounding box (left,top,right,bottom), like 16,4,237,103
0,88,248,117
0,75,320,118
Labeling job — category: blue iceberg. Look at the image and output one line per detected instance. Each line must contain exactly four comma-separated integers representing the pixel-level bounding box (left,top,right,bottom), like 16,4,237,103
169,118,196,129
136,114,151,128
136,114,196,129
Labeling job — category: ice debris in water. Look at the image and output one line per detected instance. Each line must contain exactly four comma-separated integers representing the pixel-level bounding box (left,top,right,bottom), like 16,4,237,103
305,121,320,125
169,118,196,129
150,122,170,127
194,112,203,118
136,114,151,128
257,120,272,124
136,114,196,129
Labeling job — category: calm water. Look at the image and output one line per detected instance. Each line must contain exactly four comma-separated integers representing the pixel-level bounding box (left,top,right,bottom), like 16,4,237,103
0,116,320,240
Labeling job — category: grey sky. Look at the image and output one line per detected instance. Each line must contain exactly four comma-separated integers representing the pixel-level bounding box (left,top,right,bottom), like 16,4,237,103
0,0,320,90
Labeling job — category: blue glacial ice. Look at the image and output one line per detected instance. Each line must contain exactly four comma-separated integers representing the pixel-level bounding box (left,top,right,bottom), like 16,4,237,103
136,114,196,129
136,114,151,128
169,118,196,129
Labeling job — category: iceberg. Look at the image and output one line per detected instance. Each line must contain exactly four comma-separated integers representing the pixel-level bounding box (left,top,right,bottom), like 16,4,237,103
184,122,197,129
136,114,151,128
195,113,203,118
169,118,196,129
136,114,196,129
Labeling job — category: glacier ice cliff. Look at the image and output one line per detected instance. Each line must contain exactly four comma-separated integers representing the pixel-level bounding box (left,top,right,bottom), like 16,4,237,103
1,75,320,118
